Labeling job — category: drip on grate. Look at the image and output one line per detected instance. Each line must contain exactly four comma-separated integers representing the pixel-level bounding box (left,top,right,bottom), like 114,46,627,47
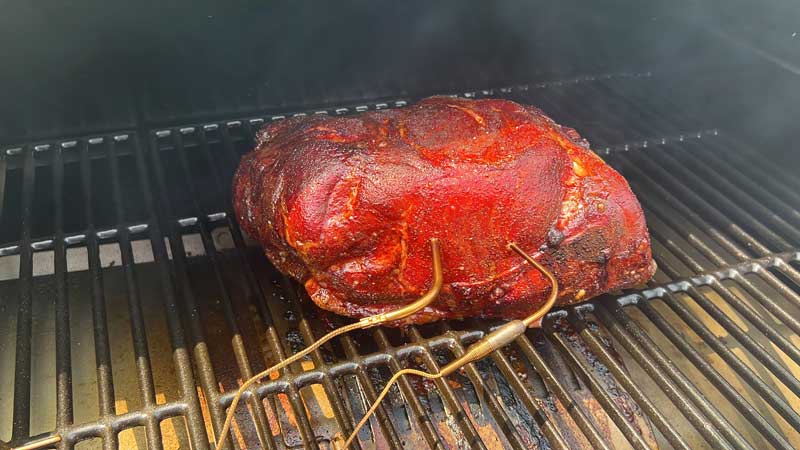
0,73,799,450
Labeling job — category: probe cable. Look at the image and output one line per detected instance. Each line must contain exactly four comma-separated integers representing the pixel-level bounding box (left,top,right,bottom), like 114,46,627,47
212,238,443,450
342,242,558,449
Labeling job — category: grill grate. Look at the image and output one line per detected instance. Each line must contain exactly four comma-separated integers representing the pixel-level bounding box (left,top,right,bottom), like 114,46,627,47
1,73,799,450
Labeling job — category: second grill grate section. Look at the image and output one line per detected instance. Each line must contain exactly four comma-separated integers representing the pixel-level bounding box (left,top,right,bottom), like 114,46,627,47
0,73,799,450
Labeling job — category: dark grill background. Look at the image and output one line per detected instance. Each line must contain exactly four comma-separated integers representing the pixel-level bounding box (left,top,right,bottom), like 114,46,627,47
1,72,800,450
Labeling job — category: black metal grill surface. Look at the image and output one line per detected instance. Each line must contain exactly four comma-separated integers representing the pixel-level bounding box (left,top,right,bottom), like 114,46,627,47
1,73,800,450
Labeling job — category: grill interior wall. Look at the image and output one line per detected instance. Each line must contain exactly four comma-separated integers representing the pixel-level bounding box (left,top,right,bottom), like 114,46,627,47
1,74,800,450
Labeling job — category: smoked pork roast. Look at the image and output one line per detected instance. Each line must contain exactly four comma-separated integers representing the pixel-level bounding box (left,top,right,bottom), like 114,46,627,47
233,96,655,325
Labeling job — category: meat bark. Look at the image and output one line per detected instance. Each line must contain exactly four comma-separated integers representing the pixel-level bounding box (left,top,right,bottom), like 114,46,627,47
233,97,655,325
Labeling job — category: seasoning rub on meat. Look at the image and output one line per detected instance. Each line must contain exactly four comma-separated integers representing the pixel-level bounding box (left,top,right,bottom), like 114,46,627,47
234,96,655,325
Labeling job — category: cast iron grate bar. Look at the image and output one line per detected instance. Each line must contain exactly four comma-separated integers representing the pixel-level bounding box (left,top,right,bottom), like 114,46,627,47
52,143,73,434
11,146,34,442
79,139,117,448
